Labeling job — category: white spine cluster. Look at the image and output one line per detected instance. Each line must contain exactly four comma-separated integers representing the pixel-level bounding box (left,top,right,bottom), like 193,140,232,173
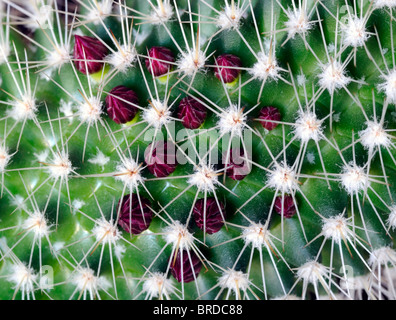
368,247,396,266
105,44,137,73
177,49,206,76
45,45,71,73
0,41,10,64
24,3,53,31
150,1,174,24
343,17,368,48
7,95,37,122
92,218,121,246
71,199,85,214
321,214,349,242
78,97,103,125
242,223,270,248
285,8,313,38
378,69,396,104
11,194,26,210
218,105,247,136
188,164,219,193
0,145,11,172
340,274,370,291
59,100,75,124
296,261,329,284
218,270,250,295
8,264,37,296
216,4,244,30
47,152,73,180
297,73,307,86
143,99,171,128
86,0,113,25
318,61,351,92
115,158,144,188
249,51,280,81
113,244,126,260
374,0,396,8
142,272,175,298
359,121,390,149
71,267,111,296
340,163,369,194
387,205,396,230
267,163,298,193
293,111,323,143
163,221,194,250
88,148,110,171
22,211,50,238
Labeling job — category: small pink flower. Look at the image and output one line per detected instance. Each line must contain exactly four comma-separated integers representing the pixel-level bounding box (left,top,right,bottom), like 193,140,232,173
144,141,177,178
214,54,242,83
73,35,108,74
274,195,297,219
193,197,225,234
117,194,153,234
106,86,139,124
225,149,249,181
177,96,207,129
258,106,281,131
145,46,175,77
170,250,202,283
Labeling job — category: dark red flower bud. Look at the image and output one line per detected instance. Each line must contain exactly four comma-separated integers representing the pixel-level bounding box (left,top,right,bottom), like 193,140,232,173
106,86,139,124
144,141,177,178
193,197,225,234
225,149,250,181
274,195,297,219
177,96,207,129
258,106,281,131
214,54,242,83
170,250,202,283
145,46,175,77
73,35,108,74
117,194,153,234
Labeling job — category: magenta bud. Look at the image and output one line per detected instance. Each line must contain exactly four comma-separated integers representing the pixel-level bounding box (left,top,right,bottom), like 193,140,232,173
214,54,242,83
259,106,281,131
106,86,139,124
144,141,177,178
274,195,297,219
177,96,207,129
73,35,108,74
117,194,153,234
225,149,250,181
145,46,175,77
193,197,225,234
170,250,202,283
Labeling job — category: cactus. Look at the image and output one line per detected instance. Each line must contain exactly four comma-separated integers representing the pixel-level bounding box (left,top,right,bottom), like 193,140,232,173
0,0,396,301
